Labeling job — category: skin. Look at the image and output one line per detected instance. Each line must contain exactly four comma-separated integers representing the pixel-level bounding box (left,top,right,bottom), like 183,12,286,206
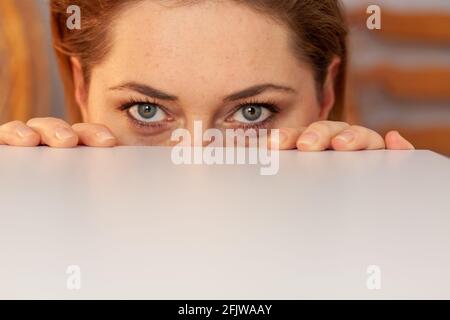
0,0,414,151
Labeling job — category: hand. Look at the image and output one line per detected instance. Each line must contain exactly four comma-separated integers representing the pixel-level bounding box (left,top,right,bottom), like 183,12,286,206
0,118,117,148
270,121,415,151
0,118,414,150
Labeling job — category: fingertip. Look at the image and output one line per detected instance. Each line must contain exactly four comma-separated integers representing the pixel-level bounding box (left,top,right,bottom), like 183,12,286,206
296,131,321,151
93,131,117,147
385,131,415,150
332,126,386,151
331,130,357,151
272,127,303,150
19,134,41,147
13,125,40,146
330,137,347,151
72,123,117,147
53,127,79,148
0,121,41,147
385,130,399,141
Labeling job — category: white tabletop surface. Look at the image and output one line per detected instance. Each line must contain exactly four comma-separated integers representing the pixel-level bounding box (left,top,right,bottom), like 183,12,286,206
0,146,449,299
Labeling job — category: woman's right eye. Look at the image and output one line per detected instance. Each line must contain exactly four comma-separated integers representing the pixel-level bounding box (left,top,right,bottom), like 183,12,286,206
127,103,168,123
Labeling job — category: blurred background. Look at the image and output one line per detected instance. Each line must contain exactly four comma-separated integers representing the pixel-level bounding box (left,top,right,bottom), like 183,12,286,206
343,0,450,156
0,0,449,154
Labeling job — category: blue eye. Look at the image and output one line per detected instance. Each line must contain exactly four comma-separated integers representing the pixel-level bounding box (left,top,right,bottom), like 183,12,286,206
232,105,272,124
128,103,167,123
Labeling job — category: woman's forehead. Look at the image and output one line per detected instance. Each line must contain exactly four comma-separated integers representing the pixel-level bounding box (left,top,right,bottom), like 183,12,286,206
112,1,293,71
96,1,308,94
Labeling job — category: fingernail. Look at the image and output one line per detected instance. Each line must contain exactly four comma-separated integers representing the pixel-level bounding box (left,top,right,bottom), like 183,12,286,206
16,127,35,138
95,131,115,141
335,131,355,143
298,131,319,146
55,127,75,140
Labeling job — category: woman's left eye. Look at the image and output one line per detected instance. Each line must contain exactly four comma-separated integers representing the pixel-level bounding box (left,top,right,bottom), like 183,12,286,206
127,103,167,123
231,104,273,124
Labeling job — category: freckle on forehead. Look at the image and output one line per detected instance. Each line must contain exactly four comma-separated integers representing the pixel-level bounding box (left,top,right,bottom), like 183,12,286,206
104,0,304,91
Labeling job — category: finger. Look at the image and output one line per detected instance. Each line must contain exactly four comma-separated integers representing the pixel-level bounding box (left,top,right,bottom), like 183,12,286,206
269,127,305,150
331,125,385,151
26,117,78,148
297,121,350,151
72,123,117,147
385,131,415,150
0,121,41,146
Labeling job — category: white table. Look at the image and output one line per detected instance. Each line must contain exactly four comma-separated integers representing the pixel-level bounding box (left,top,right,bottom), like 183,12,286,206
0,147,449,299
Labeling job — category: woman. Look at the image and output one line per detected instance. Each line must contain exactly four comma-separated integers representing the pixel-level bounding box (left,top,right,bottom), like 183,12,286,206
0,0,414,151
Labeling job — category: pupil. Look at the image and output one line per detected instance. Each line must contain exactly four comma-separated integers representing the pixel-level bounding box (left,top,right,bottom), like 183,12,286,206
138,104,157,119
243,106,261,121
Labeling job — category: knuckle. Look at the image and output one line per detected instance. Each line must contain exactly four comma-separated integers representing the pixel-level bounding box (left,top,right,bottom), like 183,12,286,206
317,120,349,128
308,121,350,137
27,117,68,127
347,125,367,136
1,120,24,130
26,118,43,126
9,120,25,127
73,123,108,135
349,127,368,141
308,122,330,135
71,122,88,130
348,125,366,131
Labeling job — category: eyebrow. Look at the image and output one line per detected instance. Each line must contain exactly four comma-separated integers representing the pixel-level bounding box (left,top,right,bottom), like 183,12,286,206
109,82,296,102
109,82,178,101
223,84,297,102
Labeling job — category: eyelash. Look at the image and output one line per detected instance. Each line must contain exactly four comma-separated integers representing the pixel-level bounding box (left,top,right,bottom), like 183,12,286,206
118,97,172,129
227,99,280,130
117,97,280,129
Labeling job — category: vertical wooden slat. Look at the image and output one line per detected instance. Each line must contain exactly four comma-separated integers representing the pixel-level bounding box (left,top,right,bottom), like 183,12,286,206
0,0,50,123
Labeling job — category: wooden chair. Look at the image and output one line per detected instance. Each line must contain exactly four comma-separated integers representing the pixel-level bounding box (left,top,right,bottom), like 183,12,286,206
345,8,450,155
0,0,51,124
